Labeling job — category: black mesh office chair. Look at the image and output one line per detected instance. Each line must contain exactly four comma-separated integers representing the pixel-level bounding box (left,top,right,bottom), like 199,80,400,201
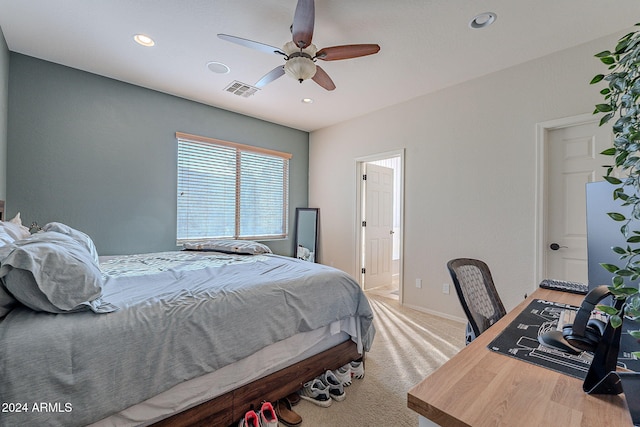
447,258,506,345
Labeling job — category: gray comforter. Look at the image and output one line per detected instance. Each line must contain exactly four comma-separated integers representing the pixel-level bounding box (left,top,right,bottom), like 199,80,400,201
0,252,375,426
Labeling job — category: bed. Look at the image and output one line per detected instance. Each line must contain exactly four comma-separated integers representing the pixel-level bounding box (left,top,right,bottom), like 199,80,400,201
0,219,375,427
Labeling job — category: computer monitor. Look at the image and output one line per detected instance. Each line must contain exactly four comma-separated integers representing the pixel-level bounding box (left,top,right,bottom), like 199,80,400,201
586,181,639,291
618,372,640,425
585,182,640,380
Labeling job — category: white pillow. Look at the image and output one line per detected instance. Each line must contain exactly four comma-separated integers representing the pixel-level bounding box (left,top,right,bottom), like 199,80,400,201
0,232,116,314
42,222,100,264
0,212,30,245
183,239,272,255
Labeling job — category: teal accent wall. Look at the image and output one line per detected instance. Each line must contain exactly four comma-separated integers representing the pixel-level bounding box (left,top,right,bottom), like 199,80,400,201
7,53,309,256
0,27,8,201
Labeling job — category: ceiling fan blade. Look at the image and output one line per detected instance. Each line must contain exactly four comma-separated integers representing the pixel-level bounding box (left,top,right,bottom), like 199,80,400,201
292,0,314,48
255,66,285,88
312,66,336,91
217,34,285,56
315,44,381,61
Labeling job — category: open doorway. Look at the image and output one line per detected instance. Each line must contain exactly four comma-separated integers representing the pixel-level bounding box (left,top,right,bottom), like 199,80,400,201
356,150,404,302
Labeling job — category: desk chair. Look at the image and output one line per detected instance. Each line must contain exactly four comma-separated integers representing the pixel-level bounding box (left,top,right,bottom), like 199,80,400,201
447,258,506,345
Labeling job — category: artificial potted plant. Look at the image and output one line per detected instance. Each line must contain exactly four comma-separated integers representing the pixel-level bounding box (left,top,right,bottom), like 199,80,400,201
590,23,640,356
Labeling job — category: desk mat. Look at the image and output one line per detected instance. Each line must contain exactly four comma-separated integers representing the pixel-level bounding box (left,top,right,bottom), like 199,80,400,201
488,299,640,379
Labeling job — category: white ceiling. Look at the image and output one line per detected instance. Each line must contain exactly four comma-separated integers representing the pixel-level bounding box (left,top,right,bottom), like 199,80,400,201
0,1,639,132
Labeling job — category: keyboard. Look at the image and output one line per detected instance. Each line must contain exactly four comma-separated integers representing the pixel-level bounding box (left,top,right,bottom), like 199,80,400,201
539,278,588,295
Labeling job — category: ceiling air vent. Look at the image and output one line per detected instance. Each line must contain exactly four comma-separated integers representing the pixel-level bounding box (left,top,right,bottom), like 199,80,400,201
224,81,259,98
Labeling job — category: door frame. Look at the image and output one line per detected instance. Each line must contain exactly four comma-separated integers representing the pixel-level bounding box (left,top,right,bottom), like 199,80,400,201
355,149,405,303
534,113,599,288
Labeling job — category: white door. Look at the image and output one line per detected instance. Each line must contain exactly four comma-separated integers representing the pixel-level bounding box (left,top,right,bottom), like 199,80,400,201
546,120,612,282
363,163,394,289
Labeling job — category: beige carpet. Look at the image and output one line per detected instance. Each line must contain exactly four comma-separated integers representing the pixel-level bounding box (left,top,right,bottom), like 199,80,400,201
292,292,465,426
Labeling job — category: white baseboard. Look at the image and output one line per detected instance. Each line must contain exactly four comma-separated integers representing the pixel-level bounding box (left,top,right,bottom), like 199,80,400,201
402,303,466,324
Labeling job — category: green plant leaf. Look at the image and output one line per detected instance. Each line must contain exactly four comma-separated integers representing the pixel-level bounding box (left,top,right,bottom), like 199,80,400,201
601,56,616,65
616,189,630,201
601,147,617,156
610,314,623,328
590,74,605,84
595,50,613,58
622,223,630,236
604,176,623,185
616,39,630,53
599,113,614,126
601,263,620,273
596,304,620,315
595,103,614,112
613,246,627,254
629,330,640,339
613,286,639,296
608,212,627,221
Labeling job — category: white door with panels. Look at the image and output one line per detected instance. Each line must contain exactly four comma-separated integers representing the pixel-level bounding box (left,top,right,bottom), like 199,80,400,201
546,119,612,282
363,163,394,289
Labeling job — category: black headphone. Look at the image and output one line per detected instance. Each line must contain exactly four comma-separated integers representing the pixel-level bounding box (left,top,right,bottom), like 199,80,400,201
562,285,610,351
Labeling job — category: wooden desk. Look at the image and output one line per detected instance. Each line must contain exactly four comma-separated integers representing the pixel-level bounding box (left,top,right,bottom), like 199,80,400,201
407,288,633,426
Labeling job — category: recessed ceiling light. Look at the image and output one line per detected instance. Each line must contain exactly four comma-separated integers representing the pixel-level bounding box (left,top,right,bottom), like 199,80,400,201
207,61,230,74
469,12,497,29
133,34,155,47
301,98,314,104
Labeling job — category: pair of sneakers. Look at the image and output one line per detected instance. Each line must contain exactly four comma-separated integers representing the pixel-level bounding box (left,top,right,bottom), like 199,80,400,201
237,401,278,427
299,370,346,407
332,360,365,387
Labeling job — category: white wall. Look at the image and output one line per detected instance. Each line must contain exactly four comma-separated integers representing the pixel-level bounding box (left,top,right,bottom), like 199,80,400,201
309,31,624,319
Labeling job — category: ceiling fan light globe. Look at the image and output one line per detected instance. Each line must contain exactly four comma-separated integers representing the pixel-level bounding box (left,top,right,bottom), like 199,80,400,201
284,57,317,82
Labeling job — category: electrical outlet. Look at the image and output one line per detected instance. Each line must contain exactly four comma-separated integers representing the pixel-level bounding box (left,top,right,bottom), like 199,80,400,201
442,283,450,294
416,278,422,289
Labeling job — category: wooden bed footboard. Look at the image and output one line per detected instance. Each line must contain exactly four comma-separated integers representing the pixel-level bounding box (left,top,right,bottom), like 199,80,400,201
152,339,362,427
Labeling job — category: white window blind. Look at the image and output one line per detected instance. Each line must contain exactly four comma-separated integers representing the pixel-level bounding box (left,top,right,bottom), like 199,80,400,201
176,132,291,243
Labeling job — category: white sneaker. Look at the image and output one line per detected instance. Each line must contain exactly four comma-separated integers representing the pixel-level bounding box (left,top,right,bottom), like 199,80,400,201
238,410,260,427
258,402,278,427
319,370,346,401
350,360,365,379
334,364,352,387
299,378,332,407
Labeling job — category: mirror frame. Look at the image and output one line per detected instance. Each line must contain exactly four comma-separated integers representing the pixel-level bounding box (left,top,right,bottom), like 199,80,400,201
294,207,319,262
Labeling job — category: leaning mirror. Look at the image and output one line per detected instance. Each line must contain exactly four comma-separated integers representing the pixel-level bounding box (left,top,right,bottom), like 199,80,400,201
294,208,319,262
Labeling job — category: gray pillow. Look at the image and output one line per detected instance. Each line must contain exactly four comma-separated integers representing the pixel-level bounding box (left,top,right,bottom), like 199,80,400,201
183,239,272,255
0,232,115,314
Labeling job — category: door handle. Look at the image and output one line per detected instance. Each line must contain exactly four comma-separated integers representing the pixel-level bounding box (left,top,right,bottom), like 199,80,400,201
549,243,568,251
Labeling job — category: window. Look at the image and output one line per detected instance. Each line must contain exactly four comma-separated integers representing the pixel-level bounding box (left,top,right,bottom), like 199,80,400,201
176,132,291,243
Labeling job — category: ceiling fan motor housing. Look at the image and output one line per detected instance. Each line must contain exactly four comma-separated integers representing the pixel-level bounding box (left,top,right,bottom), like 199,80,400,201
283,41,317,82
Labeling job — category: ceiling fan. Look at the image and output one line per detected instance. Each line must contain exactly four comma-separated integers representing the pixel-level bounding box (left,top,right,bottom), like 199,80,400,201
217,0,380,91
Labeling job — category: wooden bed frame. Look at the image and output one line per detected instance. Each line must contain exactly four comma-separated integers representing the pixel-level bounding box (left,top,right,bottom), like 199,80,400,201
152,339,362,427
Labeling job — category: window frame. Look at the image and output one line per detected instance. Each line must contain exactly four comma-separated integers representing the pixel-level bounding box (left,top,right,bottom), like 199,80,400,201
176,132,292,244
